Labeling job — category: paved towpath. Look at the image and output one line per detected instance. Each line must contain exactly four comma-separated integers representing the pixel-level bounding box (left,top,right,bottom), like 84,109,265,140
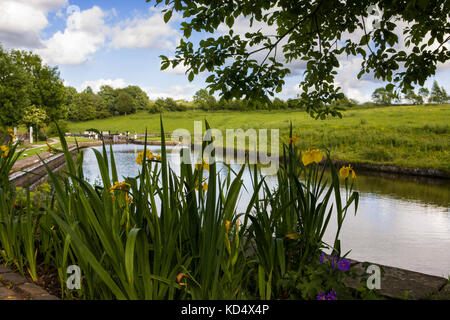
0,265,58,300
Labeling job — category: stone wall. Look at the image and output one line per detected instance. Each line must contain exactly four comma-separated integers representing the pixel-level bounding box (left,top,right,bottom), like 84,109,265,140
1,260,448,300
0,265,58,300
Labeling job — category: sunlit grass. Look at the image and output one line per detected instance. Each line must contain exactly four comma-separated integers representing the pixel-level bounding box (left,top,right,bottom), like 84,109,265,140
67,105,450,171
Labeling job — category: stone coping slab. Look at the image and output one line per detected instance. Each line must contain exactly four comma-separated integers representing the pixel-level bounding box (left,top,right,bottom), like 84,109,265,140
0,265,59,300
1,261,448,300
347,261,449,300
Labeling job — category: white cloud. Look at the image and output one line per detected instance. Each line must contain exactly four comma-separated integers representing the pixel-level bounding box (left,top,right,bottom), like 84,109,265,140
0,0,68,48
144,84,196,101
334,57,383,102
16,0,68,11
346,88,373,103
0,1,51,47
110,11,180,50
216,13,283,63
36,6,108,65
79,78,128,93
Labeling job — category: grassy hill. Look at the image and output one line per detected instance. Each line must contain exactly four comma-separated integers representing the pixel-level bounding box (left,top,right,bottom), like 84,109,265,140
68,105,450,171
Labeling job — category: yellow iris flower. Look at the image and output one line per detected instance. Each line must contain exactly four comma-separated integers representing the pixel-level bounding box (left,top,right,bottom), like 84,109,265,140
136,149,155,165
195,159,210,171
8,129,16,140
1,145,9,157
109,181,131,193
287,135,298,146
145,150,154,160
302,147,322,166
225,220,231,232
195,180,208,191
339,165,356,179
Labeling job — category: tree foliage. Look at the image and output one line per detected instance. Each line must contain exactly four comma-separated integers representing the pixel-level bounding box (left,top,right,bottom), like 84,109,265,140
155,0,450,118
10,50,66,121
122,85,151,110
22,105,48,128
115,90,135,115
372,80,448,105
149,98,187,113
372,87,399,105
0,45,66,127
66,85,152,121
22,105,48,141
404,88,423,105
429,80,449,104
98,85,119,116
193,89,217,110
0,45,30,126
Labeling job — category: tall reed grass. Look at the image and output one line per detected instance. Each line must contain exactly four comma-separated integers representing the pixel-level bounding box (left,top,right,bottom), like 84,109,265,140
0,118,359,300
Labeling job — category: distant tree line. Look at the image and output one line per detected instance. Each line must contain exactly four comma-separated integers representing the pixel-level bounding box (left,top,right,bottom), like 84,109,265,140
146,89,337,114
372,81,449,106
2,43,448,138
64,85,150,121
62,86,306,120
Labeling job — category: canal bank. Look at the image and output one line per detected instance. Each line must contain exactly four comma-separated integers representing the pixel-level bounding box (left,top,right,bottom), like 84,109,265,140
0,258,448,300
59,137,450,179
9,141,102,189
184,143,450,179
5,142,448,299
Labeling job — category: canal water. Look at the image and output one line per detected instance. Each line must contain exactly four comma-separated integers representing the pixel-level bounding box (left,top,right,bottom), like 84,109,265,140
82,144,450,278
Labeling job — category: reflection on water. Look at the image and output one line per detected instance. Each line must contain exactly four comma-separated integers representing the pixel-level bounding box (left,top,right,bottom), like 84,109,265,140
82,144,450,278
340,171,449,208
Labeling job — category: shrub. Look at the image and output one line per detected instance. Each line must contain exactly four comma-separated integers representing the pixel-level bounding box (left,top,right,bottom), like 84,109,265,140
148,103,163,114
46,120,69,137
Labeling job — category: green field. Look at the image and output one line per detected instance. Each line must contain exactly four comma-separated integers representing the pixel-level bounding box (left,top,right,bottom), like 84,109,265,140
68,105,450,171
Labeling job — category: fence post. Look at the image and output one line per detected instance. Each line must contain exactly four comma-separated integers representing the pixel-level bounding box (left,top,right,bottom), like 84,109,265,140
29,126,33,144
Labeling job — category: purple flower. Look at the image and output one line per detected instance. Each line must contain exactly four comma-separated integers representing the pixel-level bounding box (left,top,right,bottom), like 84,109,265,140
320,252,326,264
329,255,338,270
316,292,326,300
326,290,337,300
317,290,338,300
337,258,351,272
319,253,350,272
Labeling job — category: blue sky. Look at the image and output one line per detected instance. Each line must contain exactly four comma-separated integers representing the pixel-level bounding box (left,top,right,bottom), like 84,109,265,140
0,0,449,102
